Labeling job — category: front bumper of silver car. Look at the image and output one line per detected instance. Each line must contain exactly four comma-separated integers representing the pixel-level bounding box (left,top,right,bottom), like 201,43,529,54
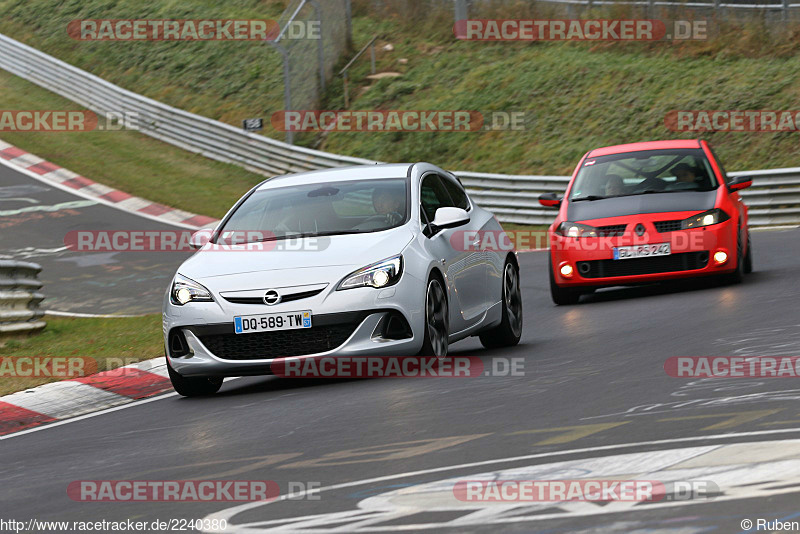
162,272,426,378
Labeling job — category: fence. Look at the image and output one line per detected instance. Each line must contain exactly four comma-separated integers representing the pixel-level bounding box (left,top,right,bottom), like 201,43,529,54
0,32,798,227
269,0,352,143
0,261,45,335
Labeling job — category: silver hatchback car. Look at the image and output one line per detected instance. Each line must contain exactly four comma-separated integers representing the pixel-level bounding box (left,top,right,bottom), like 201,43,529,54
163,162,522,396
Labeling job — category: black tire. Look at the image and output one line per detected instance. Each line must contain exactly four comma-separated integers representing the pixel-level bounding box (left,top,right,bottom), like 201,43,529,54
480,259,523,349
744,232,753,274
549,258,581,305
724,229,746,285
419,277,449,357
167,359,223,397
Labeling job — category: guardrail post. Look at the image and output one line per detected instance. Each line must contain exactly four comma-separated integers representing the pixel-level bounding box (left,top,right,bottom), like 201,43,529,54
345,0,353,49
454,0,469,22
343,71,350,108
309,1,326,93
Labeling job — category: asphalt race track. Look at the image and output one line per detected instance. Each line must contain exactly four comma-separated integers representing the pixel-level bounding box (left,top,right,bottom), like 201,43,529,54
2,156,800,531
0,162,192,315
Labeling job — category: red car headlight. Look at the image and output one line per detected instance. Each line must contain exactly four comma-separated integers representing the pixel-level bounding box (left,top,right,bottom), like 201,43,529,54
681,209,730,229
555,222,599,238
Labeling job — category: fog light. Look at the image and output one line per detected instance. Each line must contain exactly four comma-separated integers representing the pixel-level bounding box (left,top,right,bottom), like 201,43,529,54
713,251,728,265
560,263,574,278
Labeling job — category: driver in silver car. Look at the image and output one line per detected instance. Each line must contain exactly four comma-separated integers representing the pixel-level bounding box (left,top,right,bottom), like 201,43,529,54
372,186,405,226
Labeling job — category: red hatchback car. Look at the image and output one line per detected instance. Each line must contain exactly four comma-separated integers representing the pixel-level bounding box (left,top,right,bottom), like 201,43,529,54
540,140,753,305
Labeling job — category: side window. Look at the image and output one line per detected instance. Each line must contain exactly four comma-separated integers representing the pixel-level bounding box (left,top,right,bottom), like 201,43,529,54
708,145,729,185
420,174,454,223
441,175,470,211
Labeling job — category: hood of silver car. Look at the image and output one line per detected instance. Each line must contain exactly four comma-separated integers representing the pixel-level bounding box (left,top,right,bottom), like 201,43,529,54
178,227,415,283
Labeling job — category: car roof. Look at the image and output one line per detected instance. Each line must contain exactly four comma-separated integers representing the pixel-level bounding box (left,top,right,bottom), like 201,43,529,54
257,164,413,190
587,140,702,158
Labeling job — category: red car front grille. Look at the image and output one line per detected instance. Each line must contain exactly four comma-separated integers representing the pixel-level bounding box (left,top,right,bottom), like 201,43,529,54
576,251,709,278
597,224,627,237
654,220,683,233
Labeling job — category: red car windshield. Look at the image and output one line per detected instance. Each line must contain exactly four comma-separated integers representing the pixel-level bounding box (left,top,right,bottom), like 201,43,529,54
569,149,719,201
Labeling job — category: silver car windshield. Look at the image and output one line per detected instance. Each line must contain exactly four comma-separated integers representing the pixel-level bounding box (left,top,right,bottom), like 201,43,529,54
569,149,719,202
217,178,408,243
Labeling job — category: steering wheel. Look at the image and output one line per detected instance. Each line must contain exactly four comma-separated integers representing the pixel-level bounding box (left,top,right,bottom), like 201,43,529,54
358,213,403,229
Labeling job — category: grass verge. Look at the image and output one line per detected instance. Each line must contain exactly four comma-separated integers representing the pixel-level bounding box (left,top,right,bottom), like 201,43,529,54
0,314,163,396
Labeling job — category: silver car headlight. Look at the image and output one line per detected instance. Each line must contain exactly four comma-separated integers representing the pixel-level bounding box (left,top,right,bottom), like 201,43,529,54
338,255,403,290
170,274,214,305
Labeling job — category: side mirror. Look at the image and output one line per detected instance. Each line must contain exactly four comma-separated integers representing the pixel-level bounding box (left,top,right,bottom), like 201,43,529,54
728,175,752,192
539,192,562,208
189,229,212,250
431,207,470,231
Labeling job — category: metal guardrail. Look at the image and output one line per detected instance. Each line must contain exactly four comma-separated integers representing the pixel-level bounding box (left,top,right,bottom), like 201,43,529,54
0,261,45,335
0,32,798,227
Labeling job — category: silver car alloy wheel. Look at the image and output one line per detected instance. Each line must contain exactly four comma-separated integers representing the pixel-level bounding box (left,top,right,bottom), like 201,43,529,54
504,263,523,338
426,278,448,357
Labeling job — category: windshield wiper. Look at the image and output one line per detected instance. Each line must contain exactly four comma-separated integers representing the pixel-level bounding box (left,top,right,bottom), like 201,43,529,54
571,195,608,202
631,189,689,196
607,189,683,199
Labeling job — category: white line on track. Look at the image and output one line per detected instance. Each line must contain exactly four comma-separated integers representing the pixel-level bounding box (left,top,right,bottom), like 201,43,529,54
44,310,149,318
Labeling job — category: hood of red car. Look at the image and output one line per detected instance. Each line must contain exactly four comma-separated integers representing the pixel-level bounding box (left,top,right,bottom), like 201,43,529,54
567,190,718,222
